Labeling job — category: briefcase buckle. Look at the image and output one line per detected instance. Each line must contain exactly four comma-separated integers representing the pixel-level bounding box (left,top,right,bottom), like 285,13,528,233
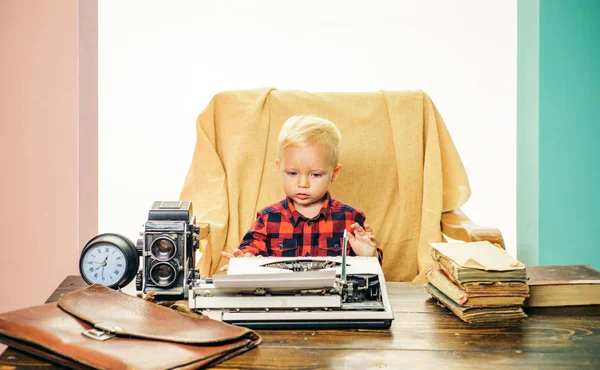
82,328,116,341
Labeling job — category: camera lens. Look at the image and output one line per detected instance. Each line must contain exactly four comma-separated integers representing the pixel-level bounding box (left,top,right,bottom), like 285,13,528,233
150,237,176,261
149,262,176,287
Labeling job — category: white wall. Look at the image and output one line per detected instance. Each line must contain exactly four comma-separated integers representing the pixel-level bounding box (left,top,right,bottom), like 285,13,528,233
99,0,518,257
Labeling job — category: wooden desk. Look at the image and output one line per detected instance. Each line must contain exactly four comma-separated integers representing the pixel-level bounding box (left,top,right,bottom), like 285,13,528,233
1,276,600,369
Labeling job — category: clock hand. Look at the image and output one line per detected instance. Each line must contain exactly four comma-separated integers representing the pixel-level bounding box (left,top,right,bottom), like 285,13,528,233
92,258,108,271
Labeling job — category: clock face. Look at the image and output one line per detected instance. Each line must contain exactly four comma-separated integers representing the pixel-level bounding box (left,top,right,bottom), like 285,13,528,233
80,243,128,287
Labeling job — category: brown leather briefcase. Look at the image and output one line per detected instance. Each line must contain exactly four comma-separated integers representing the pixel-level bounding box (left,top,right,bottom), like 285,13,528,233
0,284,261,369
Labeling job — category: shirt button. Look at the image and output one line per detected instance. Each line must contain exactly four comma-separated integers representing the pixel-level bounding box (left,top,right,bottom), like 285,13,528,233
307,221,312,226
278,244,283,249
335,244,339,249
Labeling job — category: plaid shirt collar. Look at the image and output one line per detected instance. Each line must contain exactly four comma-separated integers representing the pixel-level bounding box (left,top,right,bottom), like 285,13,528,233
284,192,332,227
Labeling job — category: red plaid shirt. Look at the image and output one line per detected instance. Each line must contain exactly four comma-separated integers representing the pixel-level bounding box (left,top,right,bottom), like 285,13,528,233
239,192,383,263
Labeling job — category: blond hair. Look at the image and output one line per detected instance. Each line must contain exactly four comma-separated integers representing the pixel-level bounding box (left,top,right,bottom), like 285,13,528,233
278,116,342,165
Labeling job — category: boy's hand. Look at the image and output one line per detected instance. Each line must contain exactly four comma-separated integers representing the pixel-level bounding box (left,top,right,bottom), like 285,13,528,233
219,248,256,272
347,222,378,257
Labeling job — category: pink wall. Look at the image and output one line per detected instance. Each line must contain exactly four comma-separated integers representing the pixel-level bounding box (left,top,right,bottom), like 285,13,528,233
0,0,97,314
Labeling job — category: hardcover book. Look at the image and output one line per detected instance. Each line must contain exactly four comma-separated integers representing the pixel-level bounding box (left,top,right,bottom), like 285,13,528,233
524,265,600,307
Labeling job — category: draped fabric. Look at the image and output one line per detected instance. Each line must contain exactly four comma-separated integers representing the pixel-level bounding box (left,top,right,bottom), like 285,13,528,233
180,89,470,282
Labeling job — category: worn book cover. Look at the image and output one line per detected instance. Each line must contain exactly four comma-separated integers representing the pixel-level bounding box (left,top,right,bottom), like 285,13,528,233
430,242,527,283
427,268,529,306
525,265,600,307
424,283,527,323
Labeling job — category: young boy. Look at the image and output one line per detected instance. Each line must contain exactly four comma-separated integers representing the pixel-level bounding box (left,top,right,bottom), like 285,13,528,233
220,115,382,270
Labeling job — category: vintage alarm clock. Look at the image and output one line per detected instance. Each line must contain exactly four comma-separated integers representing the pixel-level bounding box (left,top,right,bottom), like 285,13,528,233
79,233,139,289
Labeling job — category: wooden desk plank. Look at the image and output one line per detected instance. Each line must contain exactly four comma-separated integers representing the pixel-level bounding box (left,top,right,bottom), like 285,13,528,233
251,314,600,353
212,348,600,369
2,347,599,370
45,275,90,303
1,276,600,369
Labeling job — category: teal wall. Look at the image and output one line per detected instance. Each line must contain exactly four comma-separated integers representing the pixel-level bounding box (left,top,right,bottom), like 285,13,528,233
518,0,600,268
517,0,539,267
539,0,600,267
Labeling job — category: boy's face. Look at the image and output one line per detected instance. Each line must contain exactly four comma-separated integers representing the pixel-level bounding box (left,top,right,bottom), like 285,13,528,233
276,143,341,211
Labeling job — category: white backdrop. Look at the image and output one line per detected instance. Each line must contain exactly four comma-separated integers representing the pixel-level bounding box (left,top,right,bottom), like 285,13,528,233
99,0,517,256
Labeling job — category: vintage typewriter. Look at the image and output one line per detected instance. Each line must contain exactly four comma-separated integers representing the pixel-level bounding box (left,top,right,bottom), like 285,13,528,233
188,249,394,329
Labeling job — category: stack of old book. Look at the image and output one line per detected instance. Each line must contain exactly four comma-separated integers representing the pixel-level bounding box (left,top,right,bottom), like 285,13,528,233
425,241,529,323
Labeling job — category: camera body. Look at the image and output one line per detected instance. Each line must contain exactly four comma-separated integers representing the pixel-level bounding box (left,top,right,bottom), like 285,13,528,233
136,201,199,298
